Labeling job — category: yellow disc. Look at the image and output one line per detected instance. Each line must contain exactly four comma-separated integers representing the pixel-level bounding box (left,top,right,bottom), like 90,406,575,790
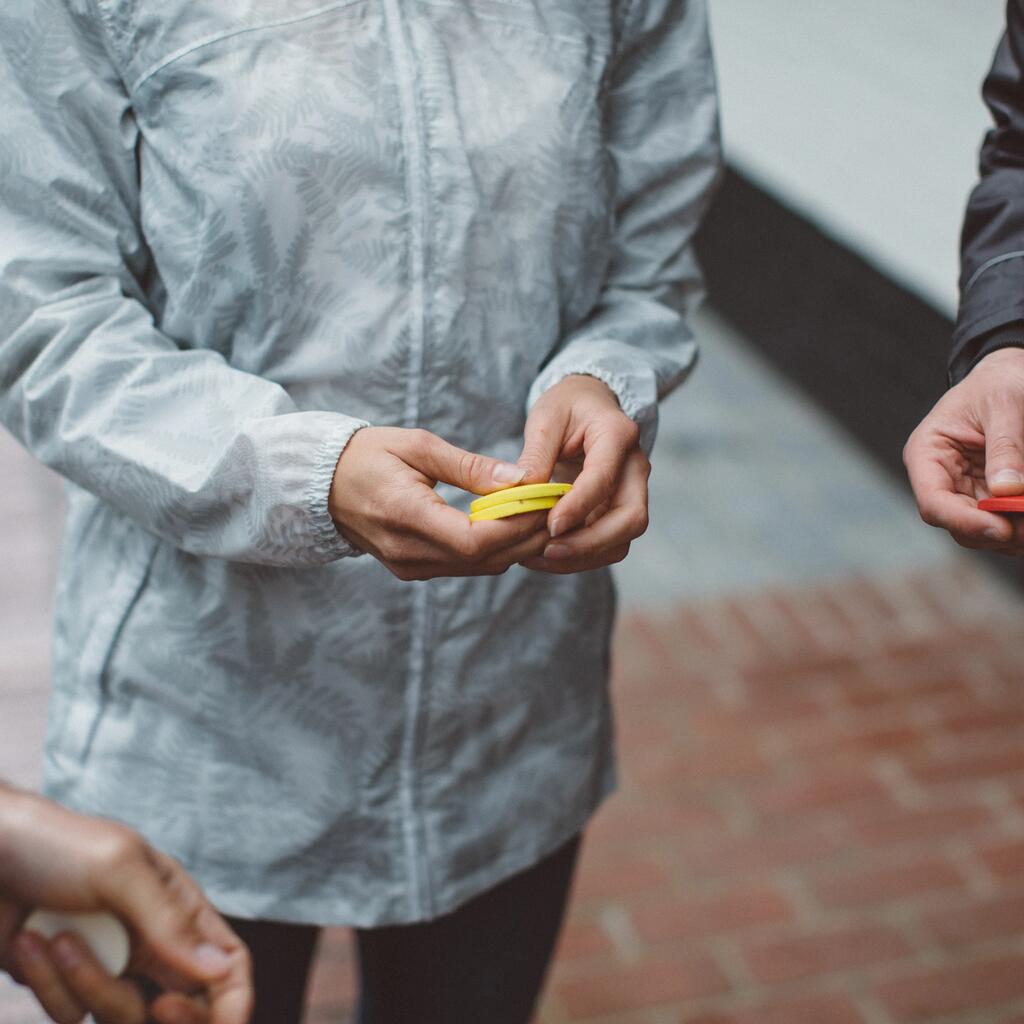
470,482,572,515
470,496,562,522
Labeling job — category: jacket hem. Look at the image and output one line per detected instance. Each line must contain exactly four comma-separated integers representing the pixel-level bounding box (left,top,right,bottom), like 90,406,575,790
195,772,616,928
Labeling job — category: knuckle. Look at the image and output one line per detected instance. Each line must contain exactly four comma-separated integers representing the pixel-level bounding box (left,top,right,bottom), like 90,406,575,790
628,508,649,538
452,532,483,561
176,877,208,920
388,562,417,582
917,502,940,528
528,406,558,433
407,428,434,458
619,416,641,447
610,544,630,565
96,827,147,872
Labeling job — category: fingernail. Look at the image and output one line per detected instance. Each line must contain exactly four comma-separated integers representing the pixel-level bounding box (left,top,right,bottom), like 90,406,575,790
544,544,570,560
52,934,83,970
549,518,564,538
992,469,1024,486
193,943,231,973
986,527,1008,542
492,462,525,485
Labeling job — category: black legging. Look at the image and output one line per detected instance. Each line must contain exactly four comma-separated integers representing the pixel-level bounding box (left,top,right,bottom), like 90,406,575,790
224,834,581,1024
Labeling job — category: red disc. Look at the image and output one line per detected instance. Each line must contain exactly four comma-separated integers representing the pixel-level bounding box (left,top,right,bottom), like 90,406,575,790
978,496,1024,512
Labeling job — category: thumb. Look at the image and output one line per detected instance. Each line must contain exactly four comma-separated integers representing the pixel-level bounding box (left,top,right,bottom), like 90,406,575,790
99,853,234,984
517,405,566,483
410,431,524,494
984,403,1024,495
106,855,255,1024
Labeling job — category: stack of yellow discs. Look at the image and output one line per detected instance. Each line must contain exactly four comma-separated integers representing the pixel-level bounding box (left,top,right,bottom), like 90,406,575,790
469,483,572,522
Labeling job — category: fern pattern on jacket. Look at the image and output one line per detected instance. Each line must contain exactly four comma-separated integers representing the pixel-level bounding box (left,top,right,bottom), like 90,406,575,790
0,0,719,923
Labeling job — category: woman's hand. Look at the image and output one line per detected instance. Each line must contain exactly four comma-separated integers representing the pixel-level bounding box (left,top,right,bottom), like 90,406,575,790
515,375,650,574
330,427,551,579
904,347,1024,554
0,787,252,1024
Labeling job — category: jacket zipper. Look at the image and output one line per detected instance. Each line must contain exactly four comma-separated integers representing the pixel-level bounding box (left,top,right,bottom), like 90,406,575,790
382,0,433,920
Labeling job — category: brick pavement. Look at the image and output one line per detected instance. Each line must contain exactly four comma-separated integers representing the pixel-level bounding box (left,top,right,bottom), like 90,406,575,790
4,537,1024,1024
299,561,1024,1024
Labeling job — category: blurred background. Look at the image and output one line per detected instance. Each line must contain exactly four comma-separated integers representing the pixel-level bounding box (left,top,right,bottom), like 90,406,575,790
4,2,1024,1023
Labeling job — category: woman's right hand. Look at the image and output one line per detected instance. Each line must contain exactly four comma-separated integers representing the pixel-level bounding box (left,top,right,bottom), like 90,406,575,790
330,427,551,580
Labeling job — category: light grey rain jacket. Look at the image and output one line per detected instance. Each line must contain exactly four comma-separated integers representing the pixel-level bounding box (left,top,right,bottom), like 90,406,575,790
0,0,719,925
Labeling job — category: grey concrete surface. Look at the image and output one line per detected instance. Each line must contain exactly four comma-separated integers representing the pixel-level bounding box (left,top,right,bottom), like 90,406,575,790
709,0,1005,315
611,307,960,608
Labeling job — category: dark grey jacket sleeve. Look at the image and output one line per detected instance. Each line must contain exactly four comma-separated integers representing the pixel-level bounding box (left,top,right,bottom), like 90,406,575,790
951,1,1024,384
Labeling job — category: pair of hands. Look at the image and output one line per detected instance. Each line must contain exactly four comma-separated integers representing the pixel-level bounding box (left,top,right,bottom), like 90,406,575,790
905,347,1024,553
330,375,650,580
0,787,252,1024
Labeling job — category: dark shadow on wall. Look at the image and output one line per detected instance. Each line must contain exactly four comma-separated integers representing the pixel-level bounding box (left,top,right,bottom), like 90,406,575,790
695,167,1024,590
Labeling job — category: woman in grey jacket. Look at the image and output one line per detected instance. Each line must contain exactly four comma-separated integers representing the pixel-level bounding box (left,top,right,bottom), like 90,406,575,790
0,0,720,1020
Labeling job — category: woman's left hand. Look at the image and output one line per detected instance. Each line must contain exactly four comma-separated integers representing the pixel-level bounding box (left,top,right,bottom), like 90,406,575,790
516,374,650,574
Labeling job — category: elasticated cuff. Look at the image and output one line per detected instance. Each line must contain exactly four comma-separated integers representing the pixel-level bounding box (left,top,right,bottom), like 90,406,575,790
303,420,371,560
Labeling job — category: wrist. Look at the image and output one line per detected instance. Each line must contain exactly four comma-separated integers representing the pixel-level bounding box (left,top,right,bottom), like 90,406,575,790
548,373,622,408
965,345,1024,394
0,789,42,884
973,344,1024,369
960,339,1024,388
328,425,373,523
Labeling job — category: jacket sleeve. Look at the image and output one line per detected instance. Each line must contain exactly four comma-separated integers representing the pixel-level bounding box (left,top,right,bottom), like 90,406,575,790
0,1,369,567
525,0,722,452
951,1,1024,384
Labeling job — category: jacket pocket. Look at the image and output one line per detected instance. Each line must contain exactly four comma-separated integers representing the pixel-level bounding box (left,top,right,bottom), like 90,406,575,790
78,545,159,765
47,497,161,768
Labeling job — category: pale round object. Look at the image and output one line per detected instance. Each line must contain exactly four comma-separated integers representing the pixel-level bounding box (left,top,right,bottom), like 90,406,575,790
23,910,131,976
